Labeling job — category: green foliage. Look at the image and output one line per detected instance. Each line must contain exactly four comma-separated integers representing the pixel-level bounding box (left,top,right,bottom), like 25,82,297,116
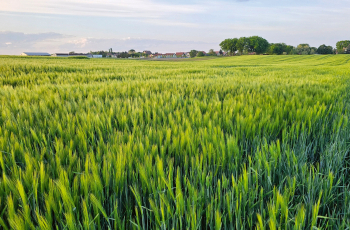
0,55,350,229
317,44,334,54
117,52,130,58
267,43,294,55
67,56,89,59
336,40,350,54
219,38,238,55
208,49,217,56
294,44,317,55
237,37,248,54
221,36,269,55
246,36,269,54
189,50,198,58
197,51,205,57
91,50,108,57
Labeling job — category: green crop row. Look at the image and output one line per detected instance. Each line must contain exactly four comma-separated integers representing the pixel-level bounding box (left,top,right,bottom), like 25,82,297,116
0,55,350,229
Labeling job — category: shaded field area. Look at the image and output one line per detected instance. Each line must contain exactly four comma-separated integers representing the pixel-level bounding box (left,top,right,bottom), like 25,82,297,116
0,55,350,229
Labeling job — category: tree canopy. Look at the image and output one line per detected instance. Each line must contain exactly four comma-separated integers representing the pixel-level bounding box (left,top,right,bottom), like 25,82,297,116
220,36,269,55
236,37,248,54
197,51,205,57
336,40,350,54
208,49,217,56
317,45,334,54
189,50,198,58
219,38,238,56
246,36,269,54
293,44,317,55
267,43,294,55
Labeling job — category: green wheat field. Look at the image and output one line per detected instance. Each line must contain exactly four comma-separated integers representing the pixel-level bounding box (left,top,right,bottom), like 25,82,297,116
1,55,350,229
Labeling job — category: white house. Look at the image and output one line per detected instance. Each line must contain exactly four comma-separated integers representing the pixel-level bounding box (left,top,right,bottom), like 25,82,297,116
21,52,51,56
92,55,103,58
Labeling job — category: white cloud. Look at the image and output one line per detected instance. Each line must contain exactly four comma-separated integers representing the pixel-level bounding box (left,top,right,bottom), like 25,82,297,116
0,31,219,54
0,0,205,18
0,0,349,54
59,37,219,53
0,31,69,54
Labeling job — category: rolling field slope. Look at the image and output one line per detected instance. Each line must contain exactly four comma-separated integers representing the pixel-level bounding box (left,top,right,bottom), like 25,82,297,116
0,55,350,229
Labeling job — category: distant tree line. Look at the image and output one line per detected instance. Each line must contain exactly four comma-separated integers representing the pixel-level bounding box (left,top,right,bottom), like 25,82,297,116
336,40,350,54
90,40,350,59
90,49,151,58
220,37,350,55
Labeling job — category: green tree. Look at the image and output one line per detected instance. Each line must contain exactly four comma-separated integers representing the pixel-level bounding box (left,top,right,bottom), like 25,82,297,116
197,51,205,57
294,44,311,55
246,36,269,54
219,38,238,56
317,45,333,54
189,50,198,58
336,40,350,54
208,49,216,56
117,52,130,58
128,49,135,54
285,45,294,54
268,43,294,55
236,37,248,54
268,43,283,55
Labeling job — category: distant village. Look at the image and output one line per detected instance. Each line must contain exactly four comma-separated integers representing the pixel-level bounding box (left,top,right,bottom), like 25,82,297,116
20,49,227,58
19,37,350,58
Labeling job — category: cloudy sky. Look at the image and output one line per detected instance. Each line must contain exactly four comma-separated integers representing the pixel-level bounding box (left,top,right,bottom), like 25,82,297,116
0,0,349,54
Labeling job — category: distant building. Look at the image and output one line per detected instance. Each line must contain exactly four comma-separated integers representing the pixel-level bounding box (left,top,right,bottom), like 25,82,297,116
164,53,176,58
176,52,187,58
52,53,69,57
92,55,103,58
21,52,50,56
345,45,350,54
143,50,152,55
153,53,163,58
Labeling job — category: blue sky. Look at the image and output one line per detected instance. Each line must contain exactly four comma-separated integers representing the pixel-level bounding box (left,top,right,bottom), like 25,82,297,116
0,0,349,54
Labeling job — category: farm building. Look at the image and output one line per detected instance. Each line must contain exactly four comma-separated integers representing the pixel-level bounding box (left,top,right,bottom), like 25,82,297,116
21,52,51,56
92,55,102,58
52,53,69,57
